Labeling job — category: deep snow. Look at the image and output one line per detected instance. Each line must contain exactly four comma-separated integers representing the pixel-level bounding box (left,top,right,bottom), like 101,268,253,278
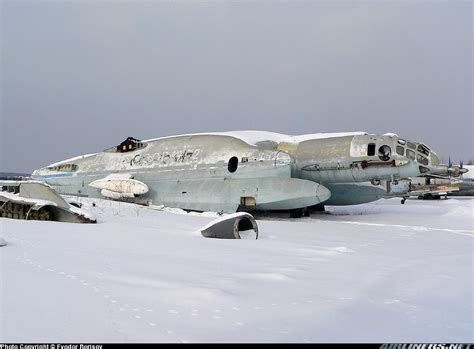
0,197,472,343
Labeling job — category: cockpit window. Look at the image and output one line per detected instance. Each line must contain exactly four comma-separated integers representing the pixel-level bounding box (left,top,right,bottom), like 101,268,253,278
417,154,429,166
407,142,416,150
417,144,430,156
47,164,78,172
419,166,430,173
367,143,376,156
396,146,404,156
406,149,415,160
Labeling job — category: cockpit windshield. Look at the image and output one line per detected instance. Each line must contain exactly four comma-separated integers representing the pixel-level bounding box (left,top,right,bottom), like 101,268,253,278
400,140,433,167
417,144,430,156
417,154,429,166
396,145,404,156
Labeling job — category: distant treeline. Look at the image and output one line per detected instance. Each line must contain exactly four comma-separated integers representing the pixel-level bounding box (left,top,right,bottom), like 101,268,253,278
0,172,31,180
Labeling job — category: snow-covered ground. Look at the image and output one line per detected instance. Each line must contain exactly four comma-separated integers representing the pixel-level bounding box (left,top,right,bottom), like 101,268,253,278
1,197,472,343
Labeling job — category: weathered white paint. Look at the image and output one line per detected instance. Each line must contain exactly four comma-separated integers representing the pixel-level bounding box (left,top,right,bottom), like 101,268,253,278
143,131,368,146
100,189,136,200
89,178,149,195
349,142,368,157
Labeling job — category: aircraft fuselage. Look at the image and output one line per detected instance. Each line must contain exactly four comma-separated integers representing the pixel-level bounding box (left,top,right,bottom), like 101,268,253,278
32,131,440,211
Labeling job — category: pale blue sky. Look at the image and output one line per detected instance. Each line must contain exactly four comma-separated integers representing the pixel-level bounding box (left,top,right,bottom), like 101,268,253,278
1,0,472,173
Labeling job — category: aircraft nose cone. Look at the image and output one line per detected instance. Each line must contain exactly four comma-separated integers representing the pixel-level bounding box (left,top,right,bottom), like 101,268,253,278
315,183,331,204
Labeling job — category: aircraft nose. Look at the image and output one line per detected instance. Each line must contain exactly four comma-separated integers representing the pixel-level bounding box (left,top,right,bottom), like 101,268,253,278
315,183,331,204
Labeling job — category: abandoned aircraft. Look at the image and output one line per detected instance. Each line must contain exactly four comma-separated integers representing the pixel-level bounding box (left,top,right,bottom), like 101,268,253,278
385,176,461,203
447,164,474,196
31,131,442,214
384,159,471,202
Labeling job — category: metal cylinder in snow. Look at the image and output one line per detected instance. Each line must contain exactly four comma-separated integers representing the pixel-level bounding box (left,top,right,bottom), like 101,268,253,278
200,212,259,239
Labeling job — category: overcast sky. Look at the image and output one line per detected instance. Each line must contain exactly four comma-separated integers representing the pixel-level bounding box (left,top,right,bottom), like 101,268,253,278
1,0,472,173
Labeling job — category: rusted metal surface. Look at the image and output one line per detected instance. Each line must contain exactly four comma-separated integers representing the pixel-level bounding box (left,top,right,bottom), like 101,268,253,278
360,160,396,169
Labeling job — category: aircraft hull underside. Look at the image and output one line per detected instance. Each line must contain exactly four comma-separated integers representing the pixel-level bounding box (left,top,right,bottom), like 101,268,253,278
41,173,330,213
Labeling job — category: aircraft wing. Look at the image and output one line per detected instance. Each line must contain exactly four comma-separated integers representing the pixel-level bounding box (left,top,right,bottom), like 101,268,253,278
0,180,96,223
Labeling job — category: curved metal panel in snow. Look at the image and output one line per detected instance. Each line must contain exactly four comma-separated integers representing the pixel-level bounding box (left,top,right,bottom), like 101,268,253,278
200,212,259,239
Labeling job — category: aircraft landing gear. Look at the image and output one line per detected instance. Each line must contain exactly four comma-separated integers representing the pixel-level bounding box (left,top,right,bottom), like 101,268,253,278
401,198,406,204
307,203,326,212
289,208,310,218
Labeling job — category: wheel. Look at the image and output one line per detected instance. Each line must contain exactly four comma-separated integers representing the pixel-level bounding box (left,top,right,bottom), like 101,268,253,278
290,208,305,218
401,198,406,204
